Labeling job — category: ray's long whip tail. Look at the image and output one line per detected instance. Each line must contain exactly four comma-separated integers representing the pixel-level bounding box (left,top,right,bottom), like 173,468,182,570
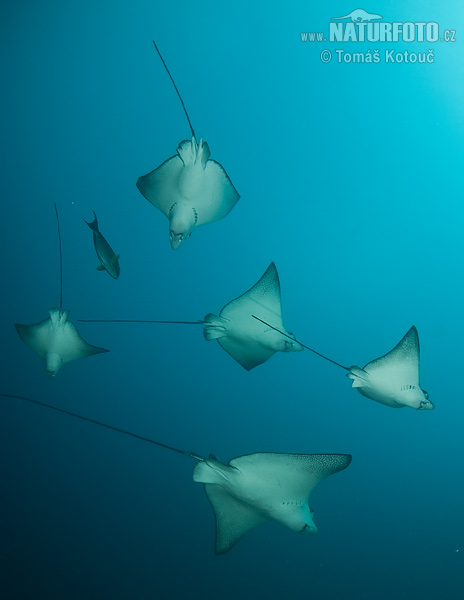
252,315,350,371
0,394,204,461
78,319,203,325
152,40,196,139
54,203,63,312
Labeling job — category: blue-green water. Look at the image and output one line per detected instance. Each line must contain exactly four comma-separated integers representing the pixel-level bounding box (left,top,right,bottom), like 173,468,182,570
1,1,463,598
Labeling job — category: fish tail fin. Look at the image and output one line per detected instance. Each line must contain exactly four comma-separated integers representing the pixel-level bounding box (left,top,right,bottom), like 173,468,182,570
84,210,99,232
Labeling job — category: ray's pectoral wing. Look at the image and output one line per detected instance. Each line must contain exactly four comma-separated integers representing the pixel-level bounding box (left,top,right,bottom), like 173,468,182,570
60,321,109,363
218,334,275,371
204,485,267,554
236,262,283,318
195,159,240,226
203,313,274,371
15,318,52,357
230,453,352,499
136,154,183,217
362,326,420,385
207,263,286,370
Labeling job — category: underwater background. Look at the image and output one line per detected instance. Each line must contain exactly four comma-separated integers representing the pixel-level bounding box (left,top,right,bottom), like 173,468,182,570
1,1,464,598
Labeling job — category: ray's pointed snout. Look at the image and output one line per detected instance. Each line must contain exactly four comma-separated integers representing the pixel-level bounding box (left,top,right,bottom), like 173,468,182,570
418,389,434,410
285,333,304,353
169,230,189,250
419,400,435,410
169,232,183,250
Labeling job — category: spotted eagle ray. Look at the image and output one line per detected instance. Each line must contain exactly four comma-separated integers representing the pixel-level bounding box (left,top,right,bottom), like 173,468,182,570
0,393,352,553
252,318,434,410
84,211,120,279
136,41,239,250
331,9,382,22
79,262,302,370
14,205,109,377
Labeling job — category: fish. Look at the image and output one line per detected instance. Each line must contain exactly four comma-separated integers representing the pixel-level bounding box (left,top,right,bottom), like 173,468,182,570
0,394,352,553
251,318,434,410
15,309,108,377
203,262,303,370
136,41,239,250
78,262,302,370
84,211,120,279
347,326,434,410
15,204,109,377
194,451,352,553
